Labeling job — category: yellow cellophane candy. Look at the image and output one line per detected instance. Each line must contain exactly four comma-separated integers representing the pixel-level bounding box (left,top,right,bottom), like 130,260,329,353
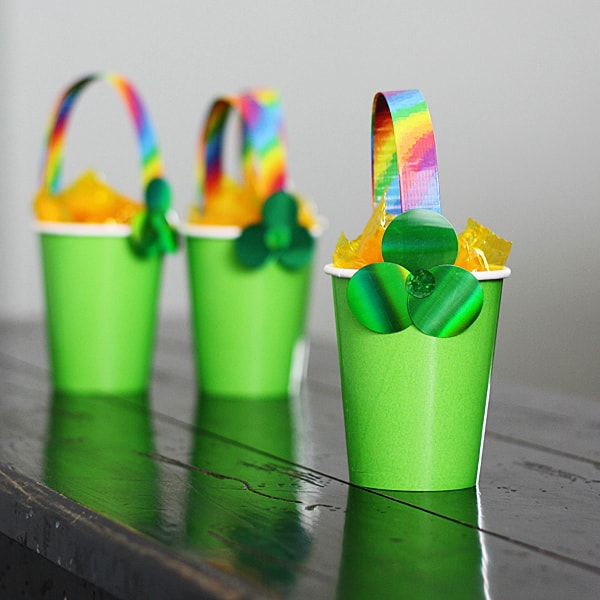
332,201,394,269
455,218,512,271
188,175,319,229
188,177,261,227
34,170,143,224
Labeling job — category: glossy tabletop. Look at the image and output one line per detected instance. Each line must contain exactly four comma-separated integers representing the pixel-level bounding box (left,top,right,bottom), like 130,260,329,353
0,320,599,599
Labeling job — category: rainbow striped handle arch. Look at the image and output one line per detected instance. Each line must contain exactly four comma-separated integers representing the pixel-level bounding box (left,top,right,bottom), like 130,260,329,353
371,90,440,215
198,88,287,207
39,72,163,195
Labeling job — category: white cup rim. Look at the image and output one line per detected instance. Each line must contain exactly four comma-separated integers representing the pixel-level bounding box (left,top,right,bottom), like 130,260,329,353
323,263,511,280
180,221,325,240
33,210,180,238
34,221,132,237
178,223,242,239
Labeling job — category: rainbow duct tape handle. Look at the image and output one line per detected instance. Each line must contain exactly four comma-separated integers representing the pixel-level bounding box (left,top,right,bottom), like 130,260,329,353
199,89,287,206
40,72,162,194
371,90,440,215
196,89,313,270
39,72,177,257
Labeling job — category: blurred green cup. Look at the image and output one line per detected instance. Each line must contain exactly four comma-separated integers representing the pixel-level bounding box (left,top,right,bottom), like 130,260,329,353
182,225,312,400
34,73,174,396
38,223,162,395
325,263,510,491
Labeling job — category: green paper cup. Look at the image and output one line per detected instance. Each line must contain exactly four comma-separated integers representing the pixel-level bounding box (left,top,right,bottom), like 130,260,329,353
37,222,162,395
325,263,510,491
182,224,313,400
34,72,173,396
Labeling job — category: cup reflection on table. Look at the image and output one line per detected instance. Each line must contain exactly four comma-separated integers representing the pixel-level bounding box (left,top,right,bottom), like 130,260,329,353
185,394,312,594
337,487,489,600
44,392,160,533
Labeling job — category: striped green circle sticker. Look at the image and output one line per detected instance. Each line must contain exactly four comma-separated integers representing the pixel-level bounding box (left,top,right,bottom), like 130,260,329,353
407,265,483,337
347,263,412,334
381,209,458,272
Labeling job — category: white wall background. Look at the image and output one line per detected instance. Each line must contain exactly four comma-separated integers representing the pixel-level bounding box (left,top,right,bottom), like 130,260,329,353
1,1,599,399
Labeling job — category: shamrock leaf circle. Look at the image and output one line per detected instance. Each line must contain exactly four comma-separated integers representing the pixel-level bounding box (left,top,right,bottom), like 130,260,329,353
235,191,314,269
130,178,179,258
346,209,484,338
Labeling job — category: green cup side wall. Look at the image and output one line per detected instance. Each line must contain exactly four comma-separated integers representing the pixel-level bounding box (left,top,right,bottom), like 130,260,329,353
185,236,312,399
40,234,162,395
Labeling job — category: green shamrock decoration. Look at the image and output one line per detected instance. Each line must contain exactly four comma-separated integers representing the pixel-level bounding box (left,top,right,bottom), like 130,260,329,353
130,178,179,258
236,191,314,269
347,209,484,338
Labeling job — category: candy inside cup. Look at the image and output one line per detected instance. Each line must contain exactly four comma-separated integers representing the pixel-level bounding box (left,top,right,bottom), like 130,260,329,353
34,171,143,225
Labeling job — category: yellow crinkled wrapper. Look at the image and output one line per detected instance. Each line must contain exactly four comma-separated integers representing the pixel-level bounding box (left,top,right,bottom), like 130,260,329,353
333,207,511,272
189,177,261,227
455,218,512,271
188,176,319,229
34,170,143,224
332,201,394,269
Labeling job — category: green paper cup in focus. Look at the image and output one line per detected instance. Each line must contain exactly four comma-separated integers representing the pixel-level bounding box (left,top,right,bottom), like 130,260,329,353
37,222,162,395
182,224,313,400
325,263,510,491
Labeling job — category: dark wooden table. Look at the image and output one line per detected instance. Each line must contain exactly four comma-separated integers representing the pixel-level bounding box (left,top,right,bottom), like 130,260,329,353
0,319,599,599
